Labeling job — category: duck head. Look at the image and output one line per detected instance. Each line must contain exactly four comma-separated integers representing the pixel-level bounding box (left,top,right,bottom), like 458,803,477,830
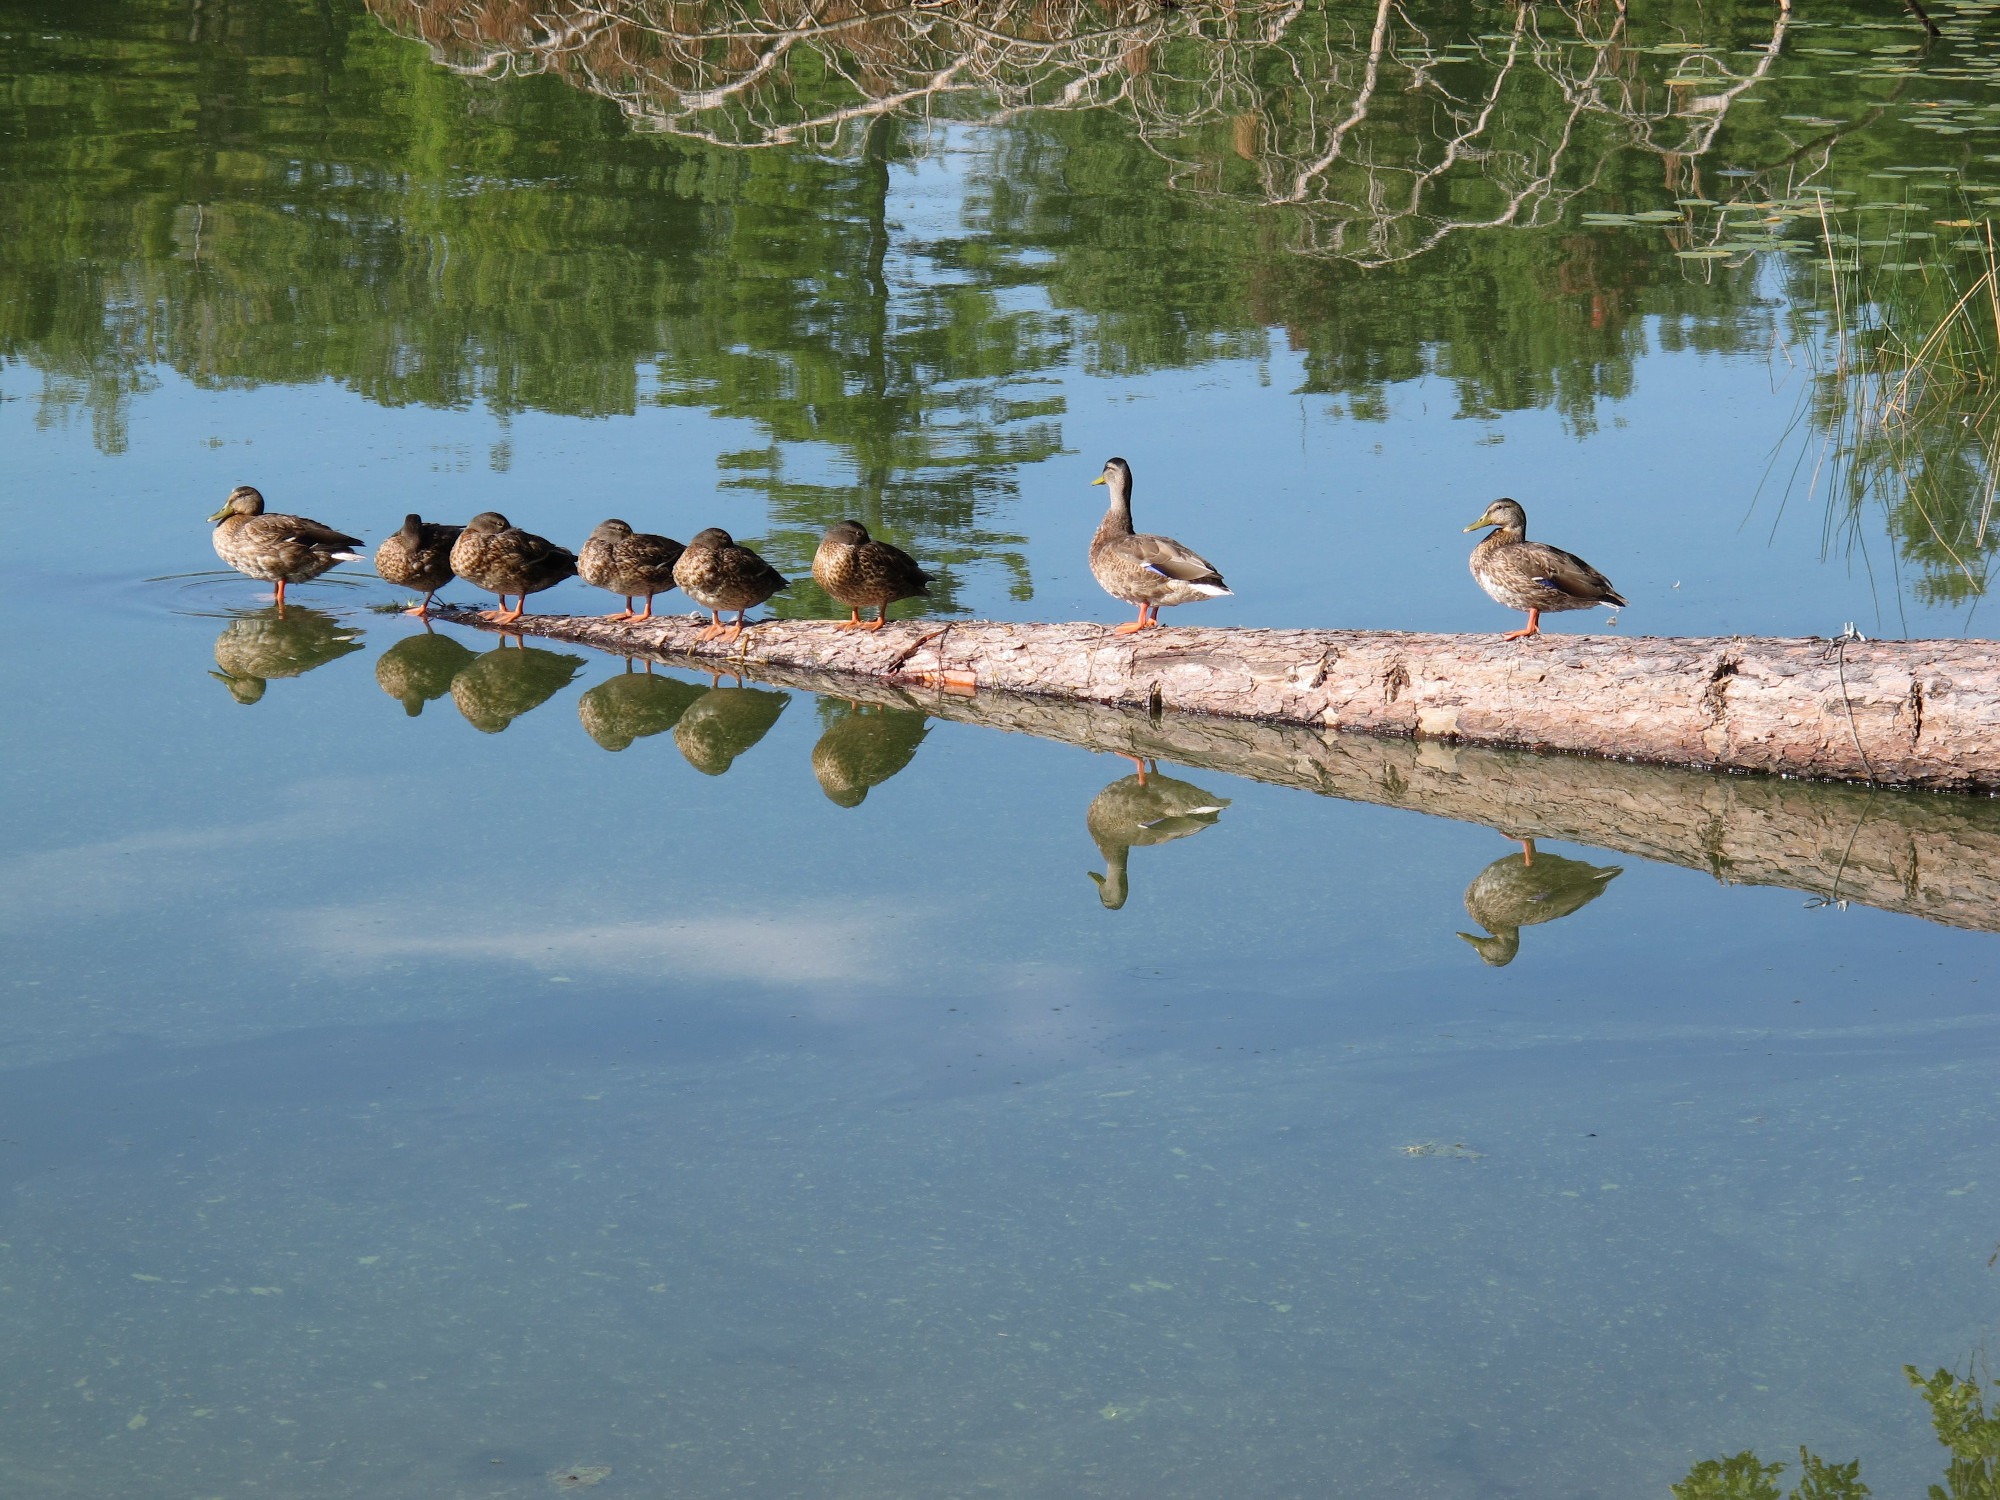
1463,498,1527,537
208,485,266,524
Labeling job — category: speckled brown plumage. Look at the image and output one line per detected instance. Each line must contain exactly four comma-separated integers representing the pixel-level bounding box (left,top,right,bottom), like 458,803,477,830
374,513,464,617
449,511,578,623
1465,498,1626,640
1088,458,1230,634
578,519,686,621
811,521,932,630
671,527,790,642
208,486,364,607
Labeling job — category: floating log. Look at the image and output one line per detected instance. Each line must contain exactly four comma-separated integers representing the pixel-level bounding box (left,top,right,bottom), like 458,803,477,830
433,607,2000,793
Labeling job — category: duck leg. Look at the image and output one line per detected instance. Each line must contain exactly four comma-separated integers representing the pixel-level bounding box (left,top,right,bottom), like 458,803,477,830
402,589,434,618
1112,602,1151,636
835,607,863,630
486,593,525,623
715,610,746,644
604,596,635,622
634,595,655,622
696,609,725,642
1518,837,1536,867
864,606,889,632
1501,609,1542,641
273,578,289,609
1121,753,1149,785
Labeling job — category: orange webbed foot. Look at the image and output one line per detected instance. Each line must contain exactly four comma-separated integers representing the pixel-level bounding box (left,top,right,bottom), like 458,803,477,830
863,615,887,632
1112,620,1147,635
1500,626,1538,641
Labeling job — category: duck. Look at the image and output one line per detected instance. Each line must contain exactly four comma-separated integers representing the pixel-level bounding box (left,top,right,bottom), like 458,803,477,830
1463,498,1625,640
449,638,586,733
1457,838,1622,966
374,513,464,618
1088,457,1230,634
672,528,789,642
576,661,706,751
673,680,789,775
811,521,932,630
207,486,364,607
578,519,686,621
1084,759,1230,910
210,606,364,704
374,631,476,717
448,512,578,623
810,701,930,806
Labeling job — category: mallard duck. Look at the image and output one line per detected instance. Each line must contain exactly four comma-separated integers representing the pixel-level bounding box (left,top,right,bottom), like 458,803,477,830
578,519,686,621
1084,759,1230,910
374,514,464,617
811,521,932,630
810,701,930,806
374,631,476,717
449,512,578,623
449,638,586,733
577,662,705,751
673,681,788,775
1088,457,1230,634
1464,498,1626,640
1457,839,1622,966
210,607,364,704
207,486,364,607
672,528,789,642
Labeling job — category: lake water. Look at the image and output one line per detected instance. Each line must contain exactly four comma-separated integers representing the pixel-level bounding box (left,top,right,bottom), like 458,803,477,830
5,2,2000,1495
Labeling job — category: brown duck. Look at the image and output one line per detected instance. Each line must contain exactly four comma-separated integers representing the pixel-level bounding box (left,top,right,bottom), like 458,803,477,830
811,521,932,630
1088,458,1230,633
1464,499,1625,640
578,519,686,621
208,486,364,608
449,511,578,623
672,528,789,642
374,513,464,617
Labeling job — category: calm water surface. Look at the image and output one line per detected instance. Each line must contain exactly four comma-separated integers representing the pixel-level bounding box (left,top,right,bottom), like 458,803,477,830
5,2,2000,1495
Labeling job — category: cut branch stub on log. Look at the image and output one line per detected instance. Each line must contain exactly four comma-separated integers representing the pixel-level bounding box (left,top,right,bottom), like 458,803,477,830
433,607,2000,792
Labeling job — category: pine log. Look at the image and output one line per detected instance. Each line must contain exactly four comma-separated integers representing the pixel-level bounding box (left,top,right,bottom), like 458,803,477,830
434,607,2000,792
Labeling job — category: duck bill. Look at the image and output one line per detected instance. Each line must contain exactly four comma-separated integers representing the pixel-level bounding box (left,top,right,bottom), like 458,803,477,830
1090,475,1107,486
207,505,231,523
1463,519,1497,533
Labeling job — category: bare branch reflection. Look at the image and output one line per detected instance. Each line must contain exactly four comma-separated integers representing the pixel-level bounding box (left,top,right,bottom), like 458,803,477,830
371,0,1791,266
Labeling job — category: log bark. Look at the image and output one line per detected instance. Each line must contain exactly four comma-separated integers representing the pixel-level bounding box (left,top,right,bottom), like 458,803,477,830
434,606,2000,792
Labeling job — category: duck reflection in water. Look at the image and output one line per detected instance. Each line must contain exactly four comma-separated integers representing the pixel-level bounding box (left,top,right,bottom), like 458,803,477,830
1457,838,1622,966
374,630,476,717
210,607,363,704
1085,757,1230,910
674,676,788,775
810,699,930,807
449,636,586,734
577,659,706,751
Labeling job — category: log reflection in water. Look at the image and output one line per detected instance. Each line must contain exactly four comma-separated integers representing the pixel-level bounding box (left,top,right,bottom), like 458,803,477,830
372,0,1790,266
1456,838,1622,966
375,631,478,717
578,660,708,751
449,638,587,733
1084,760,1230,911
674,682,789,775
211,608,364,704
629,651,2000,937
810,700,930,807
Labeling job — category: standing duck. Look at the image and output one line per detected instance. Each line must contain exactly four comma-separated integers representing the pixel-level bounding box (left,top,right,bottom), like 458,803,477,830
374,513,464,617
449,511,577,623
672,528,789,642
1087,458,1230,633
1463,499,1625,640
578,519,686,621
811,521,932,630
209,607,364,704
207,486,364,607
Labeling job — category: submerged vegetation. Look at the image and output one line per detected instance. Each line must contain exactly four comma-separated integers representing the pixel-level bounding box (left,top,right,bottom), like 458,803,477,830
1673,1365,2000,1499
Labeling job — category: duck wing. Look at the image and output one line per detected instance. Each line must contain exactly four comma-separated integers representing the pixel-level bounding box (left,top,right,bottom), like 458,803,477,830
252,514,365,557
1129,532,1227,590
1519,542,1625,607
